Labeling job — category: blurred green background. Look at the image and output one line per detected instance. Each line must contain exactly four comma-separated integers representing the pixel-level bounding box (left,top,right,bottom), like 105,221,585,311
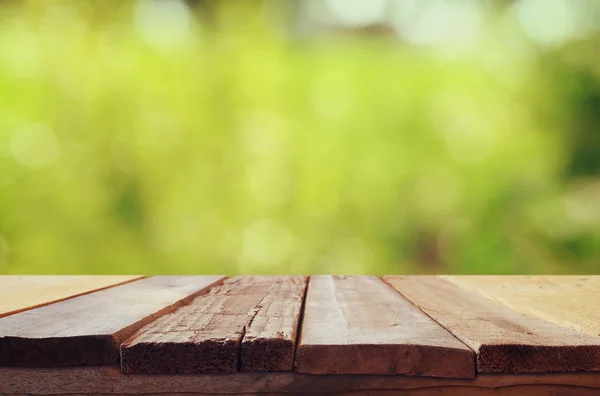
0,0,599,275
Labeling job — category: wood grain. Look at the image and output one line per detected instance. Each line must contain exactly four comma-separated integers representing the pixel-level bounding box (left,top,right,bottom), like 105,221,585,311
240,276,307,372
546,276,600,291
5,365,600,396
0,276,144,318
443,276,600,337
0,276,225,367
120,276,307,374
384,276,600,374
294,275,474,378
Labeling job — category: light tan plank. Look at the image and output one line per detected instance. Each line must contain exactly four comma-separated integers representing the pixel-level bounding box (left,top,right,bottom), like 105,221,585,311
121,276,307,373
5,366,600,396
384,276,600,374
0,276,144,318
547,276,600,291
0,276,225,367
443,276,600,337
295,275,474,378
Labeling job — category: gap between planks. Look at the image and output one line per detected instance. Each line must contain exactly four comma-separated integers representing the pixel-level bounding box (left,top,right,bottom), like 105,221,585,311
290,274,310,371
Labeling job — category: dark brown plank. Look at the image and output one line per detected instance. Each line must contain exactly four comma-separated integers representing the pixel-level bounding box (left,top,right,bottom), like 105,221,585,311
384,276,600,374
5,365,600,396
120,276,307,374
294,275,475,378
0,276,225,367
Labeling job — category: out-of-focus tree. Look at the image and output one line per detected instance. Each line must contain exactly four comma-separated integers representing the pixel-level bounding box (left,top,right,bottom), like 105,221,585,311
0,0,598,275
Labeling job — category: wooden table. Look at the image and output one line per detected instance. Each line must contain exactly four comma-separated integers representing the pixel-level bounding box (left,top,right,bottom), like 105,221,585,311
1,275,600,395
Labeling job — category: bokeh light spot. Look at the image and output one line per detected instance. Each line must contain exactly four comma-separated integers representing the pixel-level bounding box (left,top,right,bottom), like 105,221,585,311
133,0,193,51
11,123,61,169
514,0,581,47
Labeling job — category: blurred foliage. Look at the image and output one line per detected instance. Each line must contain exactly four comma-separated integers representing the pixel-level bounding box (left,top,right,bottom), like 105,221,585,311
0,0,598,275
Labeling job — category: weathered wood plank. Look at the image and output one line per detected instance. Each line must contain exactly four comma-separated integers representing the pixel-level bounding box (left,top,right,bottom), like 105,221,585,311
120,276,307,374
443,275,600,337
0,276,225,367
384,276,600,374
294,275,474,378
5,366,600,396
240,276,307,372
0,276,144,318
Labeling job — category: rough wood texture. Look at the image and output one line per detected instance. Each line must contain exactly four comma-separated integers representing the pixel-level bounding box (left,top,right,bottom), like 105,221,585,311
0,276,225,367
240,276,307,372
295,275,474,378
121,276,307,374
443,276,600,337
5,366,600,396
384,276,600,374
0,276,144,318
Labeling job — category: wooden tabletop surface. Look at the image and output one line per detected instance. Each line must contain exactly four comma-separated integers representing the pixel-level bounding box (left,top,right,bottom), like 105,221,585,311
0,275,599,395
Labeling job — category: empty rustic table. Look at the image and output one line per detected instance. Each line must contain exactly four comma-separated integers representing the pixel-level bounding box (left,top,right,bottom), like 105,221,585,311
1,275,600,395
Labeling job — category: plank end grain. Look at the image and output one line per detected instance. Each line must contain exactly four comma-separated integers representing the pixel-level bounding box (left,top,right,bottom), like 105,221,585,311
0,276,226,367
295,343,474,378
477,344,600,374
384,276,600,375
0,334,119,367
294,276,475,378
121,307,244,374
240,336,295,372
121,333,241,374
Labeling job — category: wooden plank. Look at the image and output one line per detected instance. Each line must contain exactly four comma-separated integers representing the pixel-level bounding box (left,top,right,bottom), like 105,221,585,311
0,276,144,318
383,276,600,374
120,276,307,374
443,276,600,337
294,275,474,378
240,276,307,372
546,276,600,291
0,276,225,367
5,366,600,396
